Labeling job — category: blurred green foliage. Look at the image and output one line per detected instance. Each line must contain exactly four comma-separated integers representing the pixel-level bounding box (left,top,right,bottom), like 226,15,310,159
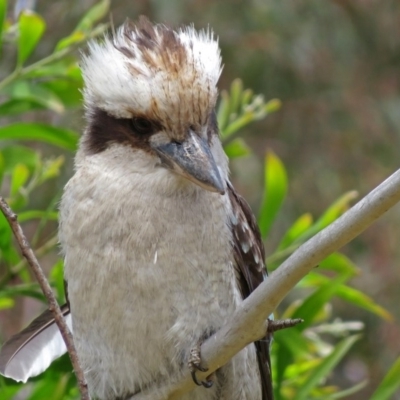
0,1,399,399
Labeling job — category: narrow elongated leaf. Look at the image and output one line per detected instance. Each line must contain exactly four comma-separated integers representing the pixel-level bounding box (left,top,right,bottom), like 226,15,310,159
217,91,230,132
277,213,313,250
258,150,288,238
370,356,400,400
40,156,64,183
42,76,83,107
240,89,253,109
229,78,243,116
17,11,45,66
3,81,64,113
0,0,6,39
294,335,361,400
0,151,4,186
0,197,20,261
264,98,281,114
0,297,14,309
300,273,393,321
0,284,45,302
323,380,367,399
0,123,78,150
222,111,256,138
318,252,359,275
75,0,110,31
28,373,70,400
296,191,358,243
1,146,39,172
0,385,22,400
55,0,110,51
224,138,251,159
18,210,58,222
292,274,351,329
284,358,322,380
0,99,43,116
10,164,29,196
274,328,310,358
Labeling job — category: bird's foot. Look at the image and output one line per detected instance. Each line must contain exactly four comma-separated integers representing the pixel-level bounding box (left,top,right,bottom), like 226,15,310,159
267,318,304,333
188,342,214,388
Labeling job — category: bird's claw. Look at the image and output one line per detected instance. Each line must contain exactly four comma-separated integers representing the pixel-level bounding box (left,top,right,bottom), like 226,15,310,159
188,342,214,388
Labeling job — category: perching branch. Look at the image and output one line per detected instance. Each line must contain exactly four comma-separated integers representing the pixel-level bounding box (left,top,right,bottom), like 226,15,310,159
0,198,89,400
132,168,400,400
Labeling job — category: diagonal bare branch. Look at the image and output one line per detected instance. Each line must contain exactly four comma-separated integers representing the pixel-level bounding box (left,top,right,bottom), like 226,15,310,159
131,167,400,400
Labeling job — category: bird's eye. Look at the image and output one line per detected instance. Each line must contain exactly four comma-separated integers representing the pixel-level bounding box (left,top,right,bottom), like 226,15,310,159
131,117,154,135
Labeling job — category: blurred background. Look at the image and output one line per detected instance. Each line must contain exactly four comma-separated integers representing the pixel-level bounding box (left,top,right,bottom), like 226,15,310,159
1,0,400,399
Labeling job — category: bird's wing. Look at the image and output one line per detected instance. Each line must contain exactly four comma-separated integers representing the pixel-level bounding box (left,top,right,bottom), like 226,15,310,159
227,182,274,400
0,304,71,382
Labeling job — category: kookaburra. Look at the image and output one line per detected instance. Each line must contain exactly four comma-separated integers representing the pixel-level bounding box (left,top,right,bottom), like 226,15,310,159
0,17,274,400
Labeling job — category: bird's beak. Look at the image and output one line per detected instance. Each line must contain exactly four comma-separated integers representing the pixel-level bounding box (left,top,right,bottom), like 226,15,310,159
152,130,225,195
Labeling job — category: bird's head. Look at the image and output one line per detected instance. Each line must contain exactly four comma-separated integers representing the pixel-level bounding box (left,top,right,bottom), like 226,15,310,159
80,16,226,194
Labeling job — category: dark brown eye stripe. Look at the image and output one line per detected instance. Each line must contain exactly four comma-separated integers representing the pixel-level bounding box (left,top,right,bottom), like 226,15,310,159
84,108,160,155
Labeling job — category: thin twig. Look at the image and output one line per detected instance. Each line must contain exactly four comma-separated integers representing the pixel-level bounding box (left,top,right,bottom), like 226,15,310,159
0,198,89,400
132,168,400,400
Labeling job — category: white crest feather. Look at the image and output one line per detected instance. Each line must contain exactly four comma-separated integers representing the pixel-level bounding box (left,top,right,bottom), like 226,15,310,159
81,17,222,131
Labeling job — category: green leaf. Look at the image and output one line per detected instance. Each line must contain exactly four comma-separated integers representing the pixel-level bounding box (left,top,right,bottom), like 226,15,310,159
18,210,58,222
27,373,69,400
42,77,82,107
258,150,288,238
371,356,400,400
275,328,310,358
0,212,12,258
55,0,110,51
23,60,80,80
292,274,351,329
0,151,4,186
224,138,251,159
274,328,311,395
300,273,393,321
277,213,313,250
264,98,282,114
3,81,65,113
0,297,14,309
323,380,367,399
1,145,39,172
294,335,361,400
0,383,23,400
50,259,65,303
240,88,253,109
217,91,230,132
55,31,85,52
40,156,64,183
75,0,110,31
336,285,393,321
10,163,29,196
0,123,78,150
0,0,7,40
284,358,322,380
0,99,44,116
297,191,358,243
229,78,243,117
319,252,360,275
17,11,46,66
0,283,45,302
